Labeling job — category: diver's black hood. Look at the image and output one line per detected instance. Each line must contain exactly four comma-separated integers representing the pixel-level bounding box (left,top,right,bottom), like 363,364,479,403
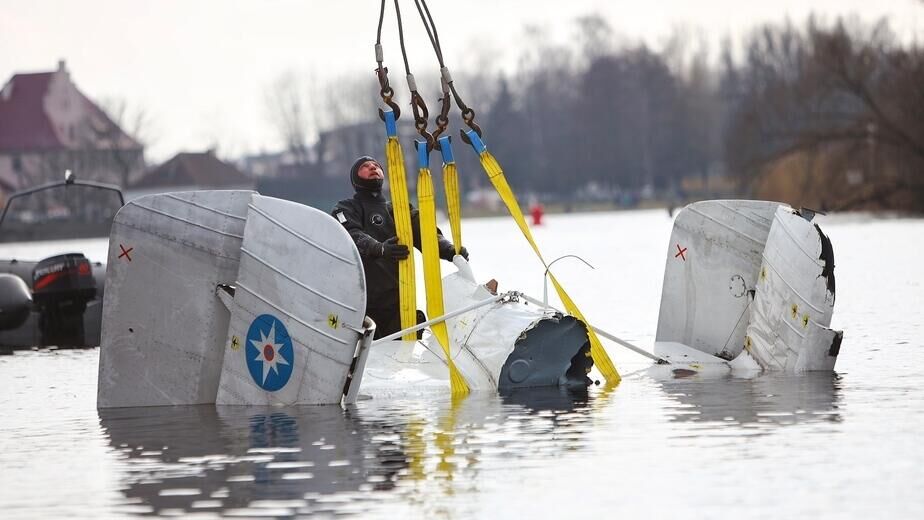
350,156,383,193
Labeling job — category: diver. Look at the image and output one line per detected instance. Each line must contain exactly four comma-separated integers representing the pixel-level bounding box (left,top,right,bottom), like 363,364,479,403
332,156,469,340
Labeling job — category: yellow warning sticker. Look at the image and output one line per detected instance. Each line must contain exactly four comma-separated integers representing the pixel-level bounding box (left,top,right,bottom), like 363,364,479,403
231,335,241,351
328,314,339,329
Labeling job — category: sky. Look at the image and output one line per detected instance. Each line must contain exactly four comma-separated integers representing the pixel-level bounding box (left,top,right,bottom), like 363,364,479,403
1,0,921,163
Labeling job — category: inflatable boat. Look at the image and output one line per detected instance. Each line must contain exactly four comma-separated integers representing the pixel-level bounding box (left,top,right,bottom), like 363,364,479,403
0,172,122,348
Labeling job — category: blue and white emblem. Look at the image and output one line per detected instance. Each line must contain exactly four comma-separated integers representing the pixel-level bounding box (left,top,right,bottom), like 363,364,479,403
245,314,294,392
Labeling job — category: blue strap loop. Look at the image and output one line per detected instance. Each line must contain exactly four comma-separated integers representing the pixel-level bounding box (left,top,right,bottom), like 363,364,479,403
464,129,486,154
438,136,454,164
416,140,430,169
383,110,398,137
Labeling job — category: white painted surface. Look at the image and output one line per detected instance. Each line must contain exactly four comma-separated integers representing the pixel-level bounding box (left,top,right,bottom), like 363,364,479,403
655,200,780,358
215,195,366,405
97,190,253,408
737,206,841,371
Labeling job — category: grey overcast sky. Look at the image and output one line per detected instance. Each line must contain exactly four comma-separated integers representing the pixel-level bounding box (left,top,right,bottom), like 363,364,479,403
1,0,921,162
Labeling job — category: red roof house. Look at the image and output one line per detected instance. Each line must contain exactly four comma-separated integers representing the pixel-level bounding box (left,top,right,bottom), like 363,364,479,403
0,60,143,198
128,150,253,199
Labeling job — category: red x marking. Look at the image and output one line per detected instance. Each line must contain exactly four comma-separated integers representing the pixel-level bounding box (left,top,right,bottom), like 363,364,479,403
118,244,133,262
675,244,687,261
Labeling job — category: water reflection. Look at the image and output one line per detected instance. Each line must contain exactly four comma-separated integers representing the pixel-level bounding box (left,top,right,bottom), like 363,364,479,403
100,405,404,516
99,387,601,517
654,372,842,430
362,387,600,517
500,385,591,411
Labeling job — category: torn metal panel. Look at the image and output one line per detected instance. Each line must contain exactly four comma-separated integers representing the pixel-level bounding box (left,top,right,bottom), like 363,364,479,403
498,315,590,390
655,200,844,374
735,206,842,372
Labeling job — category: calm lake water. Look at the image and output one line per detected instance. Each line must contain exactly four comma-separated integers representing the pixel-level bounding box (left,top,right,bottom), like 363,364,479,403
1,209,922,519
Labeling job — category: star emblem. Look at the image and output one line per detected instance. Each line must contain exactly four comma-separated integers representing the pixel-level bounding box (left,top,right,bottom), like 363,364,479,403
250,320,290,385
244,314,295,391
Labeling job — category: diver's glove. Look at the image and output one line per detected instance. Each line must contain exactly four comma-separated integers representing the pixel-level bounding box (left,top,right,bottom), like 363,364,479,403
439,240,469,261
380,236,409,261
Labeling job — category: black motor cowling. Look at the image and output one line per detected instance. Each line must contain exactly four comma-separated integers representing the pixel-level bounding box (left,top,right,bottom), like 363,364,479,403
32,253,97,305
31,253,97,346
0,274,32,330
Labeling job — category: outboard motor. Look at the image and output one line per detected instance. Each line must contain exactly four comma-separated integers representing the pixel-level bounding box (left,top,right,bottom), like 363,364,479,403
0,274,32,331
31,253,97,346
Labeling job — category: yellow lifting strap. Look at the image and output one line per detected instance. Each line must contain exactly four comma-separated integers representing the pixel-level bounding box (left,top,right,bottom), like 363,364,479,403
416,141,471,395
382,111,418,341
437,135,463,255
444,163,463,254
464,131,621,385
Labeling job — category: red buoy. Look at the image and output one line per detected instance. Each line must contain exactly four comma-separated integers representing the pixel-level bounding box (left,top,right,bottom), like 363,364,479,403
530,203,544,226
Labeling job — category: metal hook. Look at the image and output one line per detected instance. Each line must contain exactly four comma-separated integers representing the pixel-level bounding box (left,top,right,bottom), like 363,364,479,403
376,67,401,121
378,88,402,122
458,108,482,145
410,91,435,152
543,254,595,306
432,92,452,147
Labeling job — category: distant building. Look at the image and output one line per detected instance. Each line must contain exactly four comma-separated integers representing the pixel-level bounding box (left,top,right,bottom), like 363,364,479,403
129,149,253,200
316,121,383,179
238,120,398,183
0,60,143,200
243,119,419,211
237,149,307,179
316,119,423,177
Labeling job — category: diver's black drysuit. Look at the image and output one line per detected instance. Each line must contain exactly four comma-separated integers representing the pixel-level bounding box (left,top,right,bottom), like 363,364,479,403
332,186,457,340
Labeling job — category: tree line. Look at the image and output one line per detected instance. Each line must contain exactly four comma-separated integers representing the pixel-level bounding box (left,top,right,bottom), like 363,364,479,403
268,14,924,212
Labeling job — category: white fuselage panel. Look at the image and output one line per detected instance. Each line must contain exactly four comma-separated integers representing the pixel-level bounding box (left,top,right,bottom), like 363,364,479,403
215,195,366,405
97,191,253,407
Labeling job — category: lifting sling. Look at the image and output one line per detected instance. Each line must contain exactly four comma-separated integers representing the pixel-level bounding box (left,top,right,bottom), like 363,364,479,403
464,130,621,385
381,111,418,342
416,141,470,395
375,0,471,394
438,136,463,254
404,0,622,385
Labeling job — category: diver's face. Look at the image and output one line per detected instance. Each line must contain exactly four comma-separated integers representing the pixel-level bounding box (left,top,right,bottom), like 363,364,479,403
357,161,384,180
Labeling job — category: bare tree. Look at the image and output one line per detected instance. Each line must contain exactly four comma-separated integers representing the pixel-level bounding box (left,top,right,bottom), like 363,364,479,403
723,17,924,210
265,70,380,168
58,96,148,187
100,97,154,147
574,14,615,62
265,71,314,165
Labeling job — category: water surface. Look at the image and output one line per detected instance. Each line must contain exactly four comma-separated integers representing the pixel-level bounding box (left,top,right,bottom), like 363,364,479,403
1,210,922,518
